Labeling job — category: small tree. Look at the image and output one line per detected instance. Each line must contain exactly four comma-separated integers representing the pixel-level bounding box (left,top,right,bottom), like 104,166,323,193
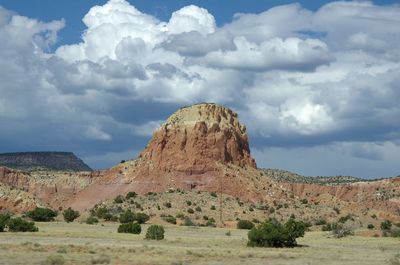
247,218,306,248
237,220,255,230
119,210,135,223
85,216,99,225
7,217,38,232
381,220,392,231
63,208,80,223
25,207,57,222
134,212,150,224
118,222,141,234
145,225,165,240
126,192,137,199
114,195,124,204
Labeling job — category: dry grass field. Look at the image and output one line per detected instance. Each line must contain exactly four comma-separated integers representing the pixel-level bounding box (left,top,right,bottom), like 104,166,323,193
0,222,399,265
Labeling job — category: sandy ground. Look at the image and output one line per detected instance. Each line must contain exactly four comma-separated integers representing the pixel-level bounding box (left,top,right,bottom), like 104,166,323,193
0,221,399,265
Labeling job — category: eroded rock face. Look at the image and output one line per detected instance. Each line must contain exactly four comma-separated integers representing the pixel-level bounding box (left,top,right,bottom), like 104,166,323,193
139,103,256,174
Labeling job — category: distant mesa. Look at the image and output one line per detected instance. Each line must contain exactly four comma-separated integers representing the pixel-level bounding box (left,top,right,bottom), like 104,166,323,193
0,152,92,172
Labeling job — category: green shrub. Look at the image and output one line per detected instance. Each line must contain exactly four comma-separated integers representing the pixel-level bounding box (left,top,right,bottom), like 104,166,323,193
300,199,308,204
43,254,65,265
367,224,375,230
125,192,137,199
210,192,217,197
118,222,141,234
63,208,79,223
206,218,216,227
25,207,57,222
247,218,306,248
338,214,353,224
163,215,176,224
187,208,194,214
176,213,185,220
321,223,332,231
0,213,11,232
269,207,275,214
381,220,392,231
163,202,172,208
114,195,124,204
90,207,109,219
145,225,165,240
195,206,202,212
86,216,99,225
333,207,340,214
210,205,216,210
119,210,135,223
315,219,327,226
42,254,65,265
237,220,255,230
186,201,192,206
7,217,38,232
134,212,150,224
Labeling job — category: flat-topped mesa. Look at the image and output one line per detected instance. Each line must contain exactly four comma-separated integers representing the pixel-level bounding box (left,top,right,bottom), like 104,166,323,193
139,103,257,173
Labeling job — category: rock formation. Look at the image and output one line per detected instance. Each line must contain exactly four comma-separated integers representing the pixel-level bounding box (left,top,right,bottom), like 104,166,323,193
0,152,92,172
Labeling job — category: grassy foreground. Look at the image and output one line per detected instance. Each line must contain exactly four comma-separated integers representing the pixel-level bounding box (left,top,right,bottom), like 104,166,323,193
0,222,399,265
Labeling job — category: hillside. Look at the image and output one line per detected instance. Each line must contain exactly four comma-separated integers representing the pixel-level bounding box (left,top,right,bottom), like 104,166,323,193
0,152,92,172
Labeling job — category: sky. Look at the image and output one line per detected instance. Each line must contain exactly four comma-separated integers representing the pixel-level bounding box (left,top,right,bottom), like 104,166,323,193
0,0,399,178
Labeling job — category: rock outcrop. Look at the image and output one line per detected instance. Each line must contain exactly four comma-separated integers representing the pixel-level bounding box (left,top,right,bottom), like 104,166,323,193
0,152,92,172
139,103,256,174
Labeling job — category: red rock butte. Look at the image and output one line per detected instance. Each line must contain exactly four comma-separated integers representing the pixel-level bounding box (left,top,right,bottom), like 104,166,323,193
139,103,257,174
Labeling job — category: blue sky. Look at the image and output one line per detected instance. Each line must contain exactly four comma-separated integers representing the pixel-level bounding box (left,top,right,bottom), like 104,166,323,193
0,0,399,178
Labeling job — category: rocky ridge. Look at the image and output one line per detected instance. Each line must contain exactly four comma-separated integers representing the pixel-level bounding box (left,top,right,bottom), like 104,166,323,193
0,152,92,172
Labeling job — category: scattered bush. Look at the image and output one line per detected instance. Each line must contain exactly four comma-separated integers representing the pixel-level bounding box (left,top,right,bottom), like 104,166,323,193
25,207,57,222
331,222,354,238
186,201,192,206
338,214,354,224
321,223,332,231
315,219,327,226
63,208,79,223
210,205,216,210
0,213,11,232
114,195,124,204
237,220,255,230
118,222,141,234
163,215,176,224
176,213,185,220
119,210,135,223
206,218,216,227
225,231,231,236
381,220,392,231
367,224,375,230
300,199,308,204
134,212,150,224
90,207,109,219
125,192,137,199
7,217,38,232
42,254,65,265
187,208,194,214
86,216,99,225
333,207,340,214
145,225,165,240
195,206,202,212
210,192,217,197
247,218,307,248
269,207,275,214
163,202,172,208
